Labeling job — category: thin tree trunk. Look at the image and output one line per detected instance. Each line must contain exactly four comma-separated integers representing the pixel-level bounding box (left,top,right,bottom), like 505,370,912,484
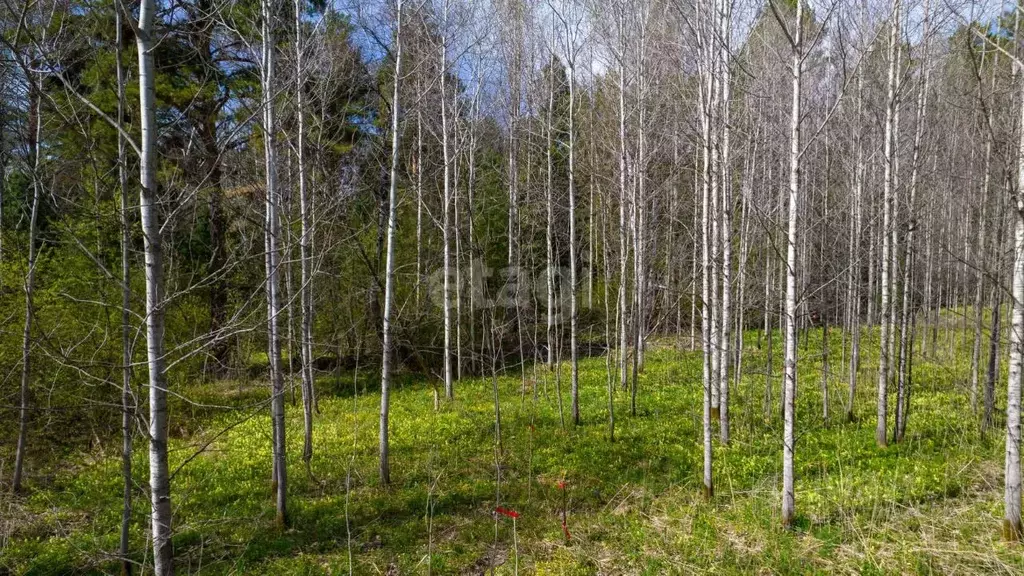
877,0,900,447
13,81,41,495
632,19,646,413
847,55,865,423
691,154,699,351
416,75,424,308
504,14,520,380
822,321,830,422
115,9,134,571
895,13,930,441
285,178,296,408
709,18,722,420
1006,201,1024,540
718,0,733,443
734,147,752,400
440,2,455,400
922,188,935,358
588,46,597,315
699,0,714,499
867,194,876,328
669,133,679,346
453,90,463,384
379,0,403,486
293,0,314,471
546,37,557,372
985,216,1005,435
137,0,173,566
568,38,580,426
973,66,995,412
981,54,1006,434
617,14,630,395
0,88,4,271
602,174,615,441
466,83,480,381
779,161,787,419
764,238,774,420
468,86,479,380
262,0,288,527
1005,63,1024,535
780,0,802,528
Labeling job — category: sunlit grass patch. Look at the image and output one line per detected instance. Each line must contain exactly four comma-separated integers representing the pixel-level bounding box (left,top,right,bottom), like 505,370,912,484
2,323,1021,574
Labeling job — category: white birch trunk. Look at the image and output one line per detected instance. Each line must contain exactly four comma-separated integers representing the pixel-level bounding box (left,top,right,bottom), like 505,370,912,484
867,195,876,327
699,0,714,499
632,17,647,411
262,0,288,526
972,63,995,412
618,14,630,394
764,226,774,419
848,60,865,423
1005,65,1024,534
568,39,580,425
546,26,557,371
440,1,454,399
877,0,900,447
416,77,424,307
691,150,699,351
601,172,615,441
380,0,403,485
734,149,752,396
1006,204,1024,540
588,76,596,312
781,0,802,528
468,86,479,379
895,5,930,441
137,0,173,567
718,0,733,443
708,7,722,418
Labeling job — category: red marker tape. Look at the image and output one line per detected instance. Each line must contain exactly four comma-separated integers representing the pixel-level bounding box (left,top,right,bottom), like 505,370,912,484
495,506,520,519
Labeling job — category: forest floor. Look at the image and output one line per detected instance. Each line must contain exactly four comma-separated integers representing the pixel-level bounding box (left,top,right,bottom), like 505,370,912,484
3,316,1024,574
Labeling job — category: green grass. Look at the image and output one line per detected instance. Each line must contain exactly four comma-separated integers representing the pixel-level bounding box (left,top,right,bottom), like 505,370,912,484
3,314,1023,574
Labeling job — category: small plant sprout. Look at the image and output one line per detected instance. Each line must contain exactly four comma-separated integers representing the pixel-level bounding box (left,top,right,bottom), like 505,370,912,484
557,477,571,543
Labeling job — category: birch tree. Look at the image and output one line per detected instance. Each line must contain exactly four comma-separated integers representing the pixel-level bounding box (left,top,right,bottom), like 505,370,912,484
765,0,802,528
877,0,900,447
551,0,582,425
895,0,931,442
294,0,316,471
380,0,404,485
11,69,41,496
1005,1,1024,542
115,4,134,569
717,0,733,444
137,0,173,567
698,0,716,500
440,0,455,400
261,0,288,526
780,0,802,528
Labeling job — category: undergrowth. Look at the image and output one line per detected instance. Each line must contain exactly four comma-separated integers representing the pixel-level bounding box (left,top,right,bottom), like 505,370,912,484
2,314,1021,574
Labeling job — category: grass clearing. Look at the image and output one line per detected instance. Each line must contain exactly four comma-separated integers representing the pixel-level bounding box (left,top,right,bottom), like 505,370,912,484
2,317,1022,574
